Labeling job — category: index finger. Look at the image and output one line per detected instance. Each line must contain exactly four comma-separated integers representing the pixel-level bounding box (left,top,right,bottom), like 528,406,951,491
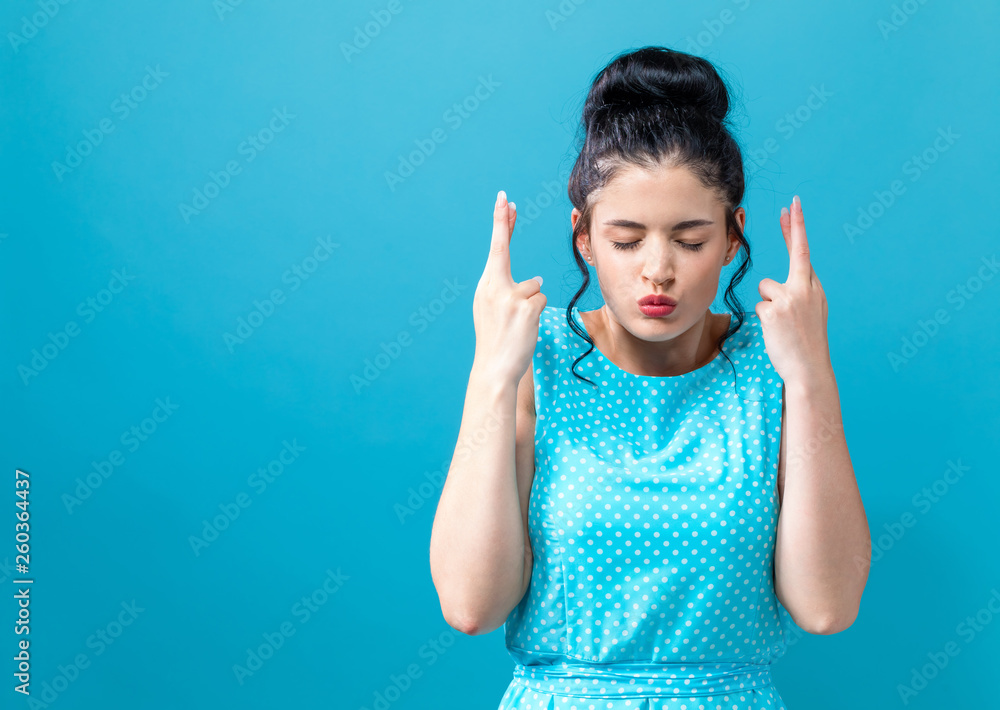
786,195,812,283
486,190,513,283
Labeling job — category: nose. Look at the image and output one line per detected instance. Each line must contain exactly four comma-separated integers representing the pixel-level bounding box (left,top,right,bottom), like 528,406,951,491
640,241,674,285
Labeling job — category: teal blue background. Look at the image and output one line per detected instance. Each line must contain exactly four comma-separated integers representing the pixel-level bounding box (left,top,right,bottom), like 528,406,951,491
2,1,998,708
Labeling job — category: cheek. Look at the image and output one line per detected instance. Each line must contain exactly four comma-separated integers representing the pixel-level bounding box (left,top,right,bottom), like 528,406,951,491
686,259,724,297
594,253,632,280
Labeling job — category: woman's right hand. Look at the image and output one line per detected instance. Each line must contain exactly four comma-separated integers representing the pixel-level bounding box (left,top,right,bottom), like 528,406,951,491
472,190,546,386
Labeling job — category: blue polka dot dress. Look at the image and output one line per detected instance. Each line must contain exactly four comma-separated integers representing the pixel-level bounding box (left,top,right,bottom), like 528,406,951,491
498,305,794,710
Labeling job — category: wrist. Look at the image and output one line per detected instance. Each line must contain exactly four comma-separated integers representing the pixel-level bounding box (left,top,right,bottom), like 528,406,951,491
470,358,521,392
783,362,836,399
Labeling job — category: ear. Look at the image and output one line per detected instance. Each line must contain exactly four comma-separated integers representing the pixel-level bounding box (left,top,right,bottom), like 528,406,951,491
733,206,746,233
572,208,593,264
726,206,746,263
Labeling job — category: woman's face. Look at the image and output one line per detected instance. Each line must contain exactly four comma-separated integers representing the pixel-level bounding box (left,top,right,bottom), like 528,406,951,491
572,162,744,343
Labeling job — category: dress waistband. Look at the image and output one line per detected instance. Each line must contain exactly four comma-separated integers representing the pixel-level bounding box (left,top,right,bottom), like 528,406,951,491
512,660,774,698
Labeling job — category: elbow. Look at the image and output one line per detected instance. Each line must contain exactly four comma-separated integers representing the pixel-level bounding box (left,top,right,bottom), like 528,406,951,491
777,572,866,636
799,604,860,635
441,605,500,637
429,548,520,637
801,615,848,635
442,604,480,636
432,575,499,636
433,578,504,636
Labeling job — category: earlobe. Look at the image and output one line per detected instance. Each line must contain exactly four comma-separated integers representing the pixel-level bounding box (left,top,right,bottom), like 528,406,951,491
572,210,595,265
575,232,593,265
723,235,737,265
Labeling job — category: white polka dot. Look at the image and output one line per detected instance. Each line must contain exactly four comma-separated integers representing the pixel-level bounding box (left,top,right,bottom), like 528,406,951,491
499,306,791,709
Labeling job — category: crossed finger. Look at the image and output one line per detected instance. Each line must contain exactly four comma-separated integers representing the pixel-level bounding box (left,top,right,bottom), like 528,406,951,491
779,196,814,284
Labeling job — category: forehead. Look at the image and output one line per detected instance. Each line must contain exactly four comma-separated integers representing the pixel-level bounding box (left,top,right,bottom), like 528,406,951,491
595,164,721,223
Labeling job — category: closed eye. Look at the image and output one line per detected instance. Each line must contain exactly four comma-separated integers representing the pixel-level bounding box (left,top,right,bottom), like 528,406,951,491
611,241,705,252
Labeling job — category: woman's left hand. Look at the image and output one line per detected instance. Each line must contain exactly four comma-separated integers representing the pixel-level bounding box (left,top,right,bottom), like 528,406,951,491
755,195,832,387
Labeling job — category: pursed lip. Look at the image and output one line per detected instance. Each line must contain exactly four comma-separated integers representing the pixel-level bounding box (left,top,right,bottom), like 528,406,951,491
638,294,678,306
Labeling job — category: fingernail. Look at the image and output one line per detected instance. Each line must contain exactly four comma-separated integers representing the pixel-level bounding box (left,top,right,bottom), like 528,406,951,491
509,202,516,211
780,206,789,217
792,195,801,209
499,190,507,206
533,275,543,286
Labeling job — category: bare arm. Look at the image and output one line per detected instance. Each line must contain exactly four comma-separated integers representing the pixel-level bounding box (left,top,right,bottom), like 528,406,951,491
762,195,870,636
429,190,543,636
773,366,870,635
429,361,535,636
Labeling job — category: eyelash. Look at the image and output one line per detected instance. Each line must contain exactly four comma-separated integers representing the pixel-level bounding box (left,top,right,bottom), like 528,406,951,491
611,241,705,252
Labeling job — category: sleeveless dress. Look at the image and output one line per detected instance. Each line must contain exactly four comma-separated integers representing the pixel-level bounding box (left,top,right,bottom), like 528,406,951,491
498,305,794,710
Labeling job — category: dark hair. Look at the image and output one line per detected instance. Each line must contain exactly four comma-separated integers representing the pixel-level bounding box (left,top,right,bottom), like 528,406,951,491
564,45,752,390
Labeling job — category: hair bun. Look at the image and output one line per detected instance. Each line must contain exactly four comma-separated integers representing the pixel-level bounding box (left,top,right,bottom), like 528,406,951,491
585,46,729,128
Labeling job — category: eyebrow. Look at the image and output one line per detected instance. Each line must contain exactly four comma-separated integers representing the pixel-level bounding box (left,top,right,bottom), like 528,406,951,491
602,218,715,231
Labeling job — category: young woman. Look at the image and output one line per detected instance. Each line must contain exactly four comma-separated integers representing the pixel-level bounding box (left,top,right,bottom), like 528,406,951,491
430,45,870,709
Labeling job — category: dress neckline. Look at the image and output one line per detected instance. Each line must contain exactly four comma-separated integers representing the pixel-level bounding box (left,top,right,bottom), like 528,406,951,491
570,305,740,380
